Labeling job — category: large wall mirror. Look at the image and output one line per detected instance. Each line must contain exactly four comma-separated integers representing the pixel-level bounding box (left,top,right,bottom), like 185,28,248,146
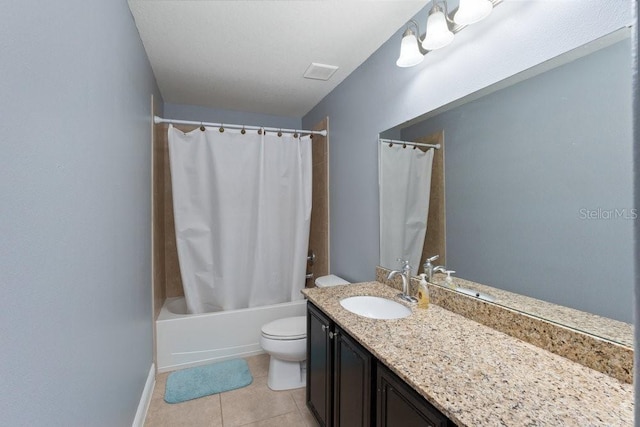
379,28,634,344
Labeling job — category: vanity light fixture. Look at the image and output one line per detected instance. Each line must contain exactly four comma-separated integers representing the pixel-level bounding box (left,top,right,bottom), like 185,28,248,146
396,0,500,68
396,24,425,67
454,0,494,26
422,3,454,51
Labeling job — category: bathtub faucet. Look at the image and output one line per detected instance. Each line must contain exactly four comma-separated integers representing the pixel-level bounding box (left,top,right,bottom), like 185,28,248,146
387,259,418,303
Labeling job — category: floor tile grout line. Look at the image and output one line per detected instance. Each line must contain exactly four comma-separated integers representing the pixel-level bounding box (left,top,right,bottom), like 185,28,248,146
233,409,301,427
220,372,296,427
292,393,318,427
217,393,224,427
146,354,288,427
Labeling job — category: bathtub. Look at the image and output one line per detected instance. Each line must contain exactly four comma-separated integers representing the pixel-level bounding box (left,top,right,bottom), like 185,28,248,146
156,296,307,372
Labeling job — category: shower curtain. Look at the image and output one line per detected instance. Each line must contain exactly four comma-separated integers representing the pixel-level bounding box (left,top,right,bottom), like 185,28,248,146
379,144,434,275
168,125,312,314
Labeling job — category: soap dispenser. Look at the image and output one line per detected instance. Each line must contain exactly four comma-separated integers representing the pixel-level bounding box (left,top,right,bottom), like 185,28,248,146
444,270,456,289
417,274,430,309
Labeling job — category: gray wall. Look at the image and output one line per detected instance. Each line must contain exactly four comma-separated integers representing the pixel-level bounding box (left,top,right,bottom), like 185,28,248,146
400,40,633,322
302,4,635,302
0,2,161,426
164,103,301,130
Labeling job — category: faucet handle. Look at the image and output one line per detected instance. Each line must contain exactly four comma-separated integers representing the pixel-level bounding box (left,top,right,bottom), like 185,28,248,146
396,258,411,268
426,255,439,263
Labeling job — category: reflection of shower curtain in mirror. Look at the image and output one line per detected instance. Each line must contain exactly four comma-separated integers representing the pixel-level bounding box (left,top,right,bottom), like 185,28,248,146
379,145,434,275
168,125,312,314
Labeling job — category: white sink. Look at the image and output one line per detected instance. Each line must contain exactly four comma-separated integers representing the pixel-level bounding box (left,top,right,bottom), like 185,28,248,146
340,296,411,320
455,287,495,303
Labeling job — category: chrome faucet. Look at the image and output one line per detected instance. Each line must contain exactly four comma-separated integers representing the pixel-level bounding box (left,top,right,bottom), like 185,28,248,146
387,259,418,303
433,265,447,275
423,255,445,283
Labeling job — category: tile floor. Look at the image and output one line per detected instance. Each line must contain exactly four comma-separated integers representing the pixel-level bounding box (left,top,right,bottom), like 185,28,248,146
145,354,319,427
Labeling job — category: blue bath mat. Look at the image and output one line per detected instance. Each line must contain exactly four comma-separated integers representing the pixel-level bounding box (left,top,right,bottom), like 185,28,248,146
164,359,253,404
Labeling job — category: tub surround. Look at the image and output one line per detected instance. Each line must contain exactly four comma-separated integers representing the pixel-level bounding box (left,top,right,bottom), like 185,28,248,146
156,297,307,372
302,282,633,426
377,266,633,383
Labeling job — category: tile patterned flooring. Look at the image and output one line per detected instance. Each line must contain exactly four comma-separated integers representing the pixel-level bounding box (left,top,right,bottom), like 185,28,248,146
145,354,319,427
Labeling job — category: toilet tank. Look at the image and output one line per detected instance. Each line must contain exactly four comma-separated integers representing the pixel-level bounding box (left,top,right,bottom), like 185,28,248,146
315,274,350,287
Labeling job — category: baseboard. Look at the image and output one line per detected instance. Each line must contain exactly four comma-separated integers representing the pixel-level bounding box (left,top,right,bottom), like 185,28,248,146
132,363,156,427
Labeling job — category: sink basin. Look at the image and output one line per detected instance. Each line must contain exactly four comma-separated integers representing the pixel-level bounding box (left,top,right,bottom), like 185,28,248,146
455,287,495,303
340,296,411,320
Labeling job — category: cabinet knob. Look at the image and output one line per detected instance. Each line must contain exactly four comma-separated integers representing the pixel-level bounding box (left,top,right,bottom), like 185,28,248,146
329,331,339,339
322,325,328,333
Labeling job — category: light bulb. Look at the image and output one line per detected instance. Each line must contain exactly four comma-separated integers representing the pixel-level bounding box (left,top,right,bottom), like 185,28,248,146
396,30,424,67
422,7,454,51
454,0,493,26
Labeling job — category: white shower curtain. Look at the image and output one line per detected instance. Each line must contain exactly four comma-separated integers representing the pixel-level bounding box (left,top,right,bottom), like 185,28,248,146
168,125,312,314
379,144,434,275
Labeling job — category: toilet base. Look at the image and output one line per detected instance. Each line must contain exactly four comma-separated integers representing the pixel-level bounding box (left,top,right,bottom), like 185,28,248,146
267,357,306,391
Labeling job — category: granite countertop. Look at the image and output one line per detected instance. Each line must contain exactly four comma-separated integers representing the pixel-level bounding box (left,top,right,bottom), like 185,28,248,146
302,282,633,427
429,273,633,348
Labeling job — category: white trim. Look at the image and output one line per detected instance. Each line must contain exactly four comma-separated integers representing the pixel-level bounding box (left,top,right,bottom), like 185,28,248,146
132,363,156,427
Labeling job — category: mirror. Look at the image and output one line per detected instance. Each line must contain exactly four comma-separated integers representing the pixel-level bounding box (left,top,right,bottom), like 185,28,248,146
379,29,634,345
379,133,445,276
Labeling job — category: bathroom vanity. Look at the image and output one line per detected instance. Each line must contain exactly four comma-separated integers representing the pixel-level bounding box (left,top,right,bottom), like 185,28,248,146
307,302,451,427
302,282,633,426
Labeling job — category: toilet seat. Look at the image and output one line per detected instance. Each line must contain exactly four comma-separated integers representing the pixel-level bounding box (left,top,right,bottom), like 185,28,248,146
261,316,306,340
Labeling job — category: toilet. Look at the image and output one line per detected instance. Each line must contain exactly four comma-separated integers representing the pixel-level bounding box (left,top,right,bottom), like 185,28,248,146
260,274,350,390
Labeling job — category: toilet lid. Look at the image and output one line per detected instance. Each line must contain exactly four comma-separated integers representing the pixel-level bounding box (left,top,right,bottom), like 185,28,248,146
315,274,350,287
261,316,306,340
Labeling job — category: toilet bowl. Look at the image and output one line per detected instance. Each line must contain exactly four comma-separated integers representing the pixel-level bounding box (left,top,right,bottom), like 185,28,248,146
260,274,350,391
260,316,307,390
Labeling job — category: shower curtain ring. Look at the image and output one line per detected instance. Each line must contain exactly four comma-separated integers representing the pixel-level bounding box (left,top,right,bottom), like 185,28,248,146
277,129,283,137
241,126,246,135
199,122,205,131
402,143,407,149
219,124,224,133
388,142,393,147
293,130,299,138
258,128,263,135
413,144,417,150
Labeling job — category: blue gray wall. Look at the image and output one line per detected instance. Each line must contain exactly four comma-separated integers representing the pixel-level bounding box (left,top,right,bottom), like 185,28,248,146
399,39,633,322
0,2,161,426
164,103,301,130
302,3,634,303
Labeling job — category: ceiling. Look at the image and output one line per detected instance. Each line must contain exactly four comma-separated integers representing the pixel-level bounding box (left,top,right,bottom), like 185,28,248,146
128,1,428,117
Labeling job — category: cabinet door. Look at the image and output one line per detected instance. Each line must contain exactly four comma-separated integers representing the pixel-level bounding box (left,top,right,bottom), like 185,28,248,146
377,364,449,427
307,303,333,427
333,327,373,427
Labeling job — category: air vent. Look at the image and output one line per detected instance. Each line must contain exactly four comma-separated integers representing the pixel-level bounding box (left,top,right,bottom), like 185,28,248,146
303,63,339,81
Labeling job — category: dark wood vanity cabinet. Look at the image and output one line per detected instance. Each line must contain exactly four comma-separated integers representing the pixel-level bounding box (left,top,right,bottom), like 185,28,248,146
376,364,451,427
307,302,333,426
307,301,454,427
334,323,373,426
307,302,373,427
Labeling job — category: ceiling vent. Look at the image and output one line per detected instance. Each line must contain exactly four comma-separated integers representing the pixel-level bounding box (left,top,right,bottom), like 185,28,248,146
303,63,339,81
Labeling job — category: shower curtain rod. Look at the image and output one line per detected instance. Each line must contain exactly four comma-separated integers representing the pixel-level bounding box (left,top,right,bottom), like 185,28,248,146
378,138,441,149
154,116,327,137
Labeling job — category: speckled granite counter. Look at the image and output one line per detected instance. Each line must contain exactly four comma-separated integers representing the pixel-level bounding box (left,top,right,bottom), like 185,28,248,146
377,267,633,383
428,273,633,347
302,282,633,427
